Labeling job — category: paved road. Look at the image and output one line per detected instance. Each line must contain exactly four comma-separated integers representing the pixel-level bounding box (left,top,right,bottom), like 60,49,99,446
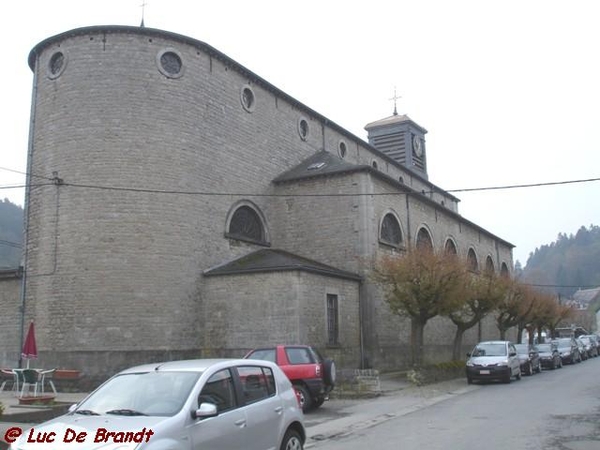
309,358,600,449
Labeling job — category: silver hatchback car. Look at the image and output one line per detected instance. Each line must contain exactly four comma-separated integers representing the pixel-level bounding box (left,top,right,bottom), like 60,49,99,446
465,340,522,384
9,359,306,450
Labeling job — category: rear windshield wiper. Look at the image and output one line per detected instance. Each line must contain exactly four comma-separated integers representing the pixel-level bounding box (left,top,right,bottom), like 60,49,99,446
105,409,147,416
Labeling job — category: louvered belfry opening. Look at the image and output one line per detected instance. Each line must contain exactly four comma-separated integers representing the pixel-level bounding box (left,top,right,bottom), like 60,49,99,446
365,113,428,179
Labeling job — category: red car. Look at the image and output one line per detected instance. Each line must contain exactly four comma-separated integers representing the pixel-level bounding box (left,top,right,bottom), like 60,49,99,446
244,345,336,412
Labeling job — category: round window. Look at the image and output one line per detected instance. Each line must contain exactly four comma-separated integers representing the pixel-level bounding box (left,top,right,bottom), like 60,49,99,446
240,85,256,112
157,49,184,78
298,118,309,141
47,51,67,79
338,140,347,158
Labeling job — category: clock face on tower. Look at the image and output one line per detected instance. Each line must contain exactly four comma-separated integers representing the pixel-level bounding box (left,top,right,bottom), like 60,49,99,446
412,135,423,158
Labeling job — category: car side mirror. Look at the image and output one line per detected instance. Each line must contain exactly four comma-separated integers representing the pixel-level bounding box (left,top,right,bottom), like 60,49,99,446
192,402,218,420
509,351,517,357
466,353,471,357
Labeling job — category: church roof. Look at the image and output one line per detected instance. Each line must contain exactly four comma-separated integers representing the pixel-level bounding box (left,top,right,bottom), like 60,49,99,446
203,248,362,281
273,150,364,183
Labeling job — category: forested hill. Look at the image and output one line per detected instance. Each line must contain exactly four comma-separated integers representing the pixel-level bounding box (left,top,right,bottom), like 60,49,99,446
0,198,23,269
522,225,600,298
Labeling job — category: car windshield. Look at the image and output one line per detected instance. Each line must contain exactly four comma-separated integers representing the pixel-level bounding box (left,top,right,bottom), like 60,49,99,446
537,344,553,352
555,339,572,349
74,371,200,417
472,343,507,357
514,345,530,354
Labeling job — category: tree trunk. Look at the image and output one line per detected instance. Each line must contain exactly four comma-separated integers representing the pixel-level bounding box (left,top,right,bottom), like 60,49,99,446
516,325,524,343
410,318,426,367
499,327,507,340
452,326,467,361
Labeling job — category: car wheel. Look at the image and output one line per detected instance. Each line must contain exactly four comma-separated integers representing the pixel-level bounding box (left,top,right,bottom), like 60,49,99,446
280,428,303,450
503,370,512,384
294,385,312,413
467,376,473,385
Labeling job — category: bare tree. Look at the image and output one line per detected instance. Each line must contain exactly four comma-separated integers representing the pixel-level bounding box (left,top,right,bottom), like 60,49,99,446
495,278,532,340
447,270,507,359
373,248,467,366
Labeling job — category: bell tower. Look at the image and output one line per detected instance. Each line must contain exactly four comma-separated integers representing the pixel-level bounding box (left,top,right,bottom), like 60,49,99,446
364,102,428,179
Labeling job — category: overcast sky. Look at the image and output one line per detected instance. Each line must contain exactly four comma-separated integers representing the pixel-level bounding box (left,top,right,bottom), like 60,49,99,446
1,0,599,266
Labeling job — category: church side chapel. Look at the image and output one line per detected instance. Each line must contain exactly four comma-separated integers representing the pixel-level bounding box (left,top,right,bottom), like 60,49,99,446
0,24,513,382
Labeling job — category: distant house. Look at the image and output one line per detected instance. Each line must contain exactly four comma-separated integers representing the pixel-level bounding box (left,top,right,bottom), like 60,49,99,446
564,287,600,333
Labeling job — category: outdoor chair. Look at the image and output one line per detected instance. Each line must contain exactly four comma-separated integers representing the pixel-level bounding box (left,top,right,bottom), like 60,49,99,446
19,368,42,397
0,369,18,394
38,368,57,395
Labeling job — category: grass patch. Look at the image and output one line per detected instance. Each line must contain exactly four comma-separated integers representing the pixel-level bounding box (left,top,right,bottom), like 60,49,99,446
406,360,465,386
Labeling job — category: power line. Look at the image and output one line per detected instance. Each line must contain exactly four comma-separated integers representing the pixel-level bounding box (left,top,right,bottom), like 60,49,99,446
523,283,599,289
0,166,56,181
446,177,600,193
0,239,22,249
1,173,599,197
44,175,600,198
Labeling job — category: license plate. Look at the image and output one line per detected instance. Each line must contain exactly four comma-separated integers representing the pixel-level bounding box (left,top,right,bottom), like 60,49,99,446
479,370,490,375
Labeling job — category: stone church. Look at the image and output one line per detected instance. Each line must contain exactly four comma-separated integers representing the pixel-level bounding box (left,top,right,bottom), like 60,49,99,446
0,25,513,383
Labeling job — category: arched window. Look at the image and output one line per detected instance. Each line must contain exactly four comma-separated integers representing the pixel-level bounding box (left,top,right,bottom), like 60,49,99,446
467,248,479,272
500,263,510,278
227,204,268,245
380,213,402,247
416,227,433,251
444,239,457,255
485,256,495,274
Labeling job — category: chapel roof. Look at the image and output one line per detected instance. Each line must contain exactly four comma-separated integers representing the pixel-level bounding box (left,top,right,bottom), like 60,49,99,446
203,248,362,281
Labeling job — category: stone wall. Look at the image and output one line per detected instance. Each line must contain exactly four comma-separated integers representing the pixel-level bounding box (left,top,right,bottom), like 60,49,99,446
0,272,22,367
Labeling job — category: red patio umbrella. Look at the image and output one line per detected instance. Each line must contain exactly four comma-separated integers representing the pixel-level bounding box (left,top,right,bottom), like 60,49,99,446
21,321,38,368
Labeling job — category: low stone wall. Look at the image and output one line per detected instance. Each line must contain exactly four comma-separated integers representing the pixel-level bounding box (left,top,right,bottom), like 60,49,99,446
330,369,382,399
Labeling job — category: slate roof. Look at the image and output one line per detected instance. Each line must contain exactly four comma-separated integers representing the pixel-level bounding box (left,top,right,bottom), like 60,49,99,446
273,150,366,183
572,287,600,305
364,113,428,133
203,248,362,281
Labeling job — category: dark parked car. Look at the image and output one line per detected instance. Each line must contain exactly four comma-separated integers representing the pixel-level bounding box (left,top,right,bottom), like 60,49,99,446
553,338,581,364
514,343,541,375
537,342,563,370
578,336,598,358
466,341,521,384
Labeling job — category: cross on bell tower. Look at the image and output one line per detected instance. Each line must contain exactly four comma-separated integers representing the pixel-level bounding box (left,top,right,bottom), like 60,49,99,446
389,88,401,116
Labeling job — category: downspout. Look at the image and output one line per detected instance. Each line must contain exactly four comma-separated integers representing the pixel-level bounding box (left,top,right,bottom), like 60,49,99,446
405,192,412,245
357,172,374,368
18,51,39,368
